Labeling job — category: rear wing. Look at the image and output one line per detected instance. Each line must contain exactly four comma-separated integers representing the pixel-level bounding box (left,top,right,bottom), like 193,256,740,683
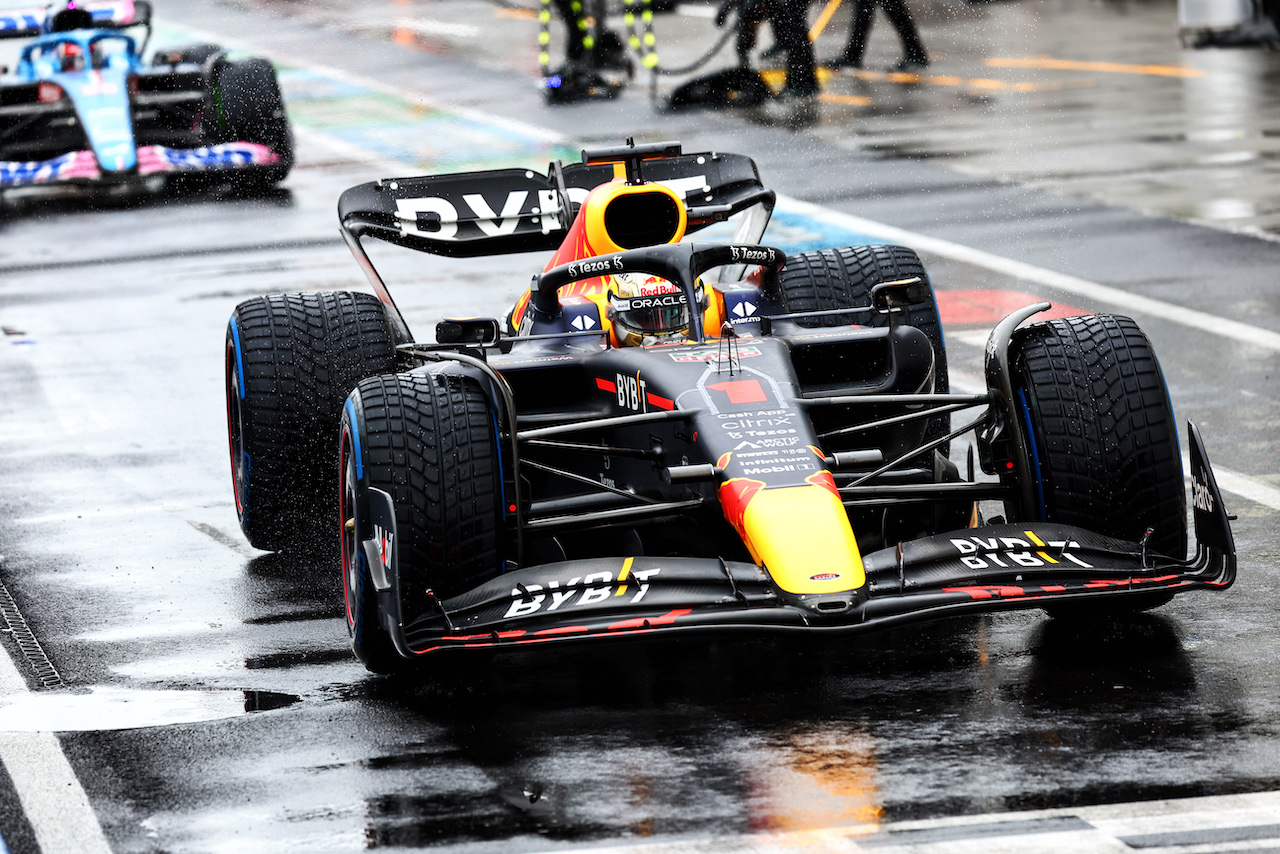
0,0,148,39
337,148,775,259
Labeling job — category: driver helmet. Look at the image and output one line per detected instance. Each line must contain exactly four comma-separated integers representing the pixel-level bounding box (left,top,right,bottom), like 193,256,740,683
607,274,701,347
56,40,85,71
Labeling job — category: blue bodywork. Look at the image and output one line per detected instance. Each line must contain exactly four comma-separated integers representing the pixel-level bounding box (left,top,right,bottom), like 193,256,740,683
15,29,143,172
0,2,288,188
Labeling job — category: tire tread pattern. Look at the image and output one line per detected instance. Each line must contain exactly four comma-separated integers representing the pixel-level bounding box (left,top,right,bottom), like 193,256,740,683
773,244,950,442
233,291,396,551
1012,314,1187,558
354,371,502,604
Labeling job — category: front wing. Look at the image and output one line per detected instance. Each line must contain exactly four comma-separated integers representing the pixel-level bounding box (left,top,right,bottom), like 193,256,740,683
0,143,280,188
389,520,1233,657
375,420,1236,660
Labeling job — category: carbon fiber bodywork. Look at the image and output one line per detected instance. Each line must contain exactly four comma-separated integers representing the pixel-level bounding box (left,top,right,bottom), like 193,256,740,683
331,142,1237,662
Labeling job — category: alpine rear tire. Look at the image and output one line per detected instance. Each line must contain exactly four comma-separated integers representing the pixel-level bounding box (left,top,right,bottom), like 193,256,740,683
216,58,293,187
226,291,398,554
340,370,505,670
1010,314,1186,611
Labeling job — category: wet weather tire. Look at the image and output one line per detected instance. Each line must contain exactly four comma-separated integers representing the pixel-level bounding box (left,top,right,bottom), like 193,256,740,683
226,291,398,554
342,370,504,656
774,244,950,446
340,409,401,674
1010,314,1186,608
216,58,293,186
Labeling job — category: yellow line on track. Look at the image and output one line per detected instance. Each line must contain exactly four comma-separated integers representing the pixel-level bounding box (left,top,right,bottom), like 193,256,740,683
985,56,1204,78
819,92,872,106
827,67,1096,92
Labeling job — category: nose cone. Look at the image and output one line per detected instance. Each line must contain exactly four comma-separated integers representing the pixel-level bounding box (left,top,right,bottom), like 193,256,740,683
720,476,866,595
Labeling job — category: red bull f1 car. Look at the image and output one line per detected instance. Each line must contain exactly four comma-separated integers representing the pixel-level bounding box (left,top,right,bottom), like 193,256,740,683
224,140,1236,672
0,1,291,192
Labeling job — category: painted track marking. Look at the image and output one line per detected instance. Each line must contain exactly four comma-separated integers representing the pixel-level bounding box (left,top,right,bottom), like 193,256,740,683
778,194,1280,354
986,56,1204,78
0,570,111,854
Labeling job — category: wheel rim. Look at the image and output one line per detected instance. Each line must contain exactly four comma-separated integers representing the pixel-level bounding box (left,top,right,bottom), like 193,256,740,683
225,337,248,524
340,425,360,632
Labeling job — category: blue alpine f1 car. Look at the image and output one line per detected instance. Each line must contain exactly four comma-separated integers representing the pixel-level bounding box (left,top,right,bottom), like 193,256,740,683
0,0,292,191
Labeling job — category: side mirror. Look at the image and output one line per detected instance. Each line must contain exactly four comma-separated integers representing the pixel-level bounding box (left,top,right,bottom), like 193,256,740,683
437,317,501,347
871,276,929,312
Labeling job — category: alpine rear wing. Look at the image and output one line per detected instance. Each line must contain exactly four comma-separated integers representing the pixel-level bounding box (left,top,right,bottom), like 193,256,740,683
0,0,149,38
336,146,776,259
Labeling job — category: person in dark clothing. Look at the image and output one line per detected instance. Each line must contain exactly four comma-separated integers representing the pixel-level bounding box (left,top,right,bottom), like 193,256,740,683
826,0,928,71
547,0,630,72
768,0,820,95
716,0,819,97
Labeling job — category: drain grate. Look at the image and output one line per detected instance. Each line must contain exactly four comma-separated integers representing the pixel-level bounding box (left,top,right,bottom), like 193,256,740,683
0,559,64,689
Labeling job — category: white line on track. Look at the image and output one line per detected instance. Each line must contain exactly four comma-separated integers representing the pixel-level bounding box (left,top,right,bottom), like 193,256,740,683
778,194,1280,354
561,789,1280,853
1188,456,1280,513
0,631,112,854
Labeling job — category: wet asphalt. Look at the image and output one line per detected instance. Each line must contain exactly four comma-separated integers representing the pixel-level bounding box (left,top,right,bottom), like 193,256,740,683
1,0,1280,850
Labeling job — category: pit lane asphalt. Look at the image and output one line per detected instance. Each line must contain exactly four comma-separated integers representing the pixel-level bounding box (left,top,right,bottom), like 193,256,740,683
1,0,1279,851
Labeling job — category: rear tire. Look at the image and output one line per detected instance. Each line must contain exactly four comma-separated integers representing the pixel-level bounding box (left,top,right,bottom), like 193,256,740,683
226,292,398,554
1010,314,1186,612
773,244,950,448
215,58,293,187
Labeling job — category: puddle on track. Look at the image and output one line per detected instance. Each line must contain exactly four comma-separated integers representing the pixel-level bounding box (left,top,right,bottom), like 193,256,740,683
0,687,299,732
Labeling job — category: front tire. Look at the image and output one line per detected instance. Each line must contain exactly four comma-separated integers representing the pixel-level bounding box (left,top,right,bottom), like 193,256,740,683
1010,314,1186,611
341,370,505,669
226,291,398,554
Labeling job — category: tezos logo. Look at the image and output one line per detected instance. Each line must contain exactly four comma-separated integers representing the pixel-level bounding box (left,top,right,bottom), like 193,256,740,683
729,246,773,264
567,256,623,279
